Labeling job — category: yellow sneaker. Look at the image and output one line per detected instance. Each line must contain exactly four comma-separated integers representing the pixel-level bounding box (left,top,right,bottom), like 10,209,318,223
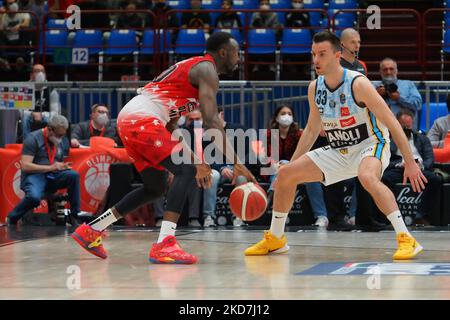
244,231,289,256
393,233,423,260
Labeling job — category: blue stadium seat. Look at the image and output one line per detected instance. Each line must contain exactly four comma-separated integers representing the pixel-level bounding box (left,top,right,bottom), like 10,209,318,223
175,29,206,55
73,29,103,55
419,102,448,132
270,0,290,25
141,29,155,55
248,29,276,55
202,0,221,26
159,30,173,53
167,0,189,24
280,28,312,55
233,0,258,10
44,30,68,54
141,30,172,54
104,30,138,55
303,0,325,27
443,30,450,54
47,19,67,30
329,0,357,10
214,28,243,45
332,13,356,29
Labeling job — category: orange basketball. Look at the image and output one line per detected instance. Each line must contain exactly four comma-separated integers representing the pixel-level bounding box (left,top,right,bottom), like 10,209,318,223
229,182,268,221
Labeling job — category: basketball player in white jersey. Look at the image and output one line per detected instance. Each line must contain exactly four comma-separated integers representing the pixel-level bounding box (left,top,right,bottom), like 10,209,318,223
245,31,427,260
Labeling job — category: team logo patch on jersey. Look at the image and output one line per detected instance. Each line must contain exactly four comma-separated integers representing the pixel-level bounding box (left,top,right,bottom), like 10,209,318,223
329,100,336,108
318,107,324,115
341,107,350,117
340,117,356,128
340,93,346,104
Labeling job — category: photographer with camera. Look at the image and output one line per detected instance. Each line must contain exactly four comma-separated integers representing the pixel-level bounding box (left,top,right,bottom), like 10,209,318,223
374,58,422,128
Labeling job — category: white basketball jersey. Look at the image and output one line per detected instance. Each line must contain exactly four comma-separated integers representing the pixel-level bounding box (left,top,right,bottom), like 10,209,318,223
314,68,390,155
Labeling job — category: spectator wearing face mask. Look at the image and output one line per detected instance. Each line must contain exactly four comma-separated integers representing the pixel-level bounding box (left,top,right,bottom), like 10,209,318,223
116,1,145,29
215,0,242,29
382,109,441,225
7,115,81,226
251,0,281,30
21,64,61,140
71,104,120,148
263,104,330,227
285,0,309,28
373,58,422,126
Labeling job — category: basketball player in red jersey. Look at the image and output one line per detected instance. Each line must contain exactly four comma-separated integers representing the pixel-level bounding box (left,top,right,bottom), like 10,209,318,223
71,32,256,264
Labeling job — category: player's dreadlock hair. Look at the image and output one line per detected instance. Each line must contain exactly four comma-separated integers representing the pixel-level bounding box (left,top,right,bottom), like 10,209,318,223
206,32,233,53
313,30,342,52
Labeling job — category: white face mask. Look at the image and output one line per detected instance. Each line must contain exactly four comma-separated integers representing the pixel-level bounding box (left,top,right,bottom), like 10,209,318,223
95,113,109,127
49,135,62,145
277,114,293,127
8,2,19,12
382,75,397,83
292,2,304,9
193,119,203,128
35,71,46,82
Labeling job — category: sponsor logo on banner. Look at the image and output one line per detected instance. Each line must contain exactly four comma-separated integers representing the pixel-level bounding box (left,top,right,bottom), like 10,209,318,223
340,117,356,128
3,160,24,206
297,262,450,276
395,186,423,225
341,107,350,117
81,154,119,211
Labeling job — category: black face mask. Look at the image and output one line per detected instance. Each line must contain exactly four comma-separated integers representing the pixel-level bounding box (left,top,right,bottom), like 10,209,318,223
403,127,413,138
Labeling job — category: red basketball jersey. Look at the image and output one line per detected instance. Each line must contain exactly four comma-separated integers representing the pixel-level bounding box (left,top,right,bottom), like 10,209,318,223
143,54,216,119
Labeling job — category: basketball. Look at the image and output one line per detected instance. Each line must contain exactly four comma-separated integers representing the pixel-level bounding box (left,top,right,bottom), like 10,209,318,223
229,182,268,221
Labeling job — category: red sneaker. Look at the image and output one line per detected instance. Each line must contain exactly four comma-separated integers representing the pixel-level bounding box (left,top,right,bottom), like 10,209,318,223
71,223,108,259
149,236,198,264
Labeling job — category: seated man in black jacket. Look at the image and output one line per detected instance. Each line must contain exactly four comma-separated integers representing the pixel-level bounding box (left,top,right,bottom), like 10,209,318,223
71,103,120,148
382,109,441,225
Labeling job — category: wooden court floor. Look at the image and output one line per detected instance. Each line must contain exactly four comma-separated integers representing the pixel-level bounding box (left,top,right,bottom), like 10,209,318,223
1,226,450,300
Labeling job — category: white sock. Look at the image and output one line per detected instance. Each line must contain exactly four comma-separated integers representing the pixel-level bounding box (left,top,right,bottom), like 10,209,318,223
270,211,288,238
88,209,118,231
386,211,411,236
158,221,177,243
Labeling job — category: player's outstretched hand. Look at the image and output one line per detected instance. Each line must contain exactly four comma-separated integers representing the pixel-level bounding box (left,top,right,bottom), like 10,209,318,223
233,164,257,185
403,160,428,193
195,163,212,189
